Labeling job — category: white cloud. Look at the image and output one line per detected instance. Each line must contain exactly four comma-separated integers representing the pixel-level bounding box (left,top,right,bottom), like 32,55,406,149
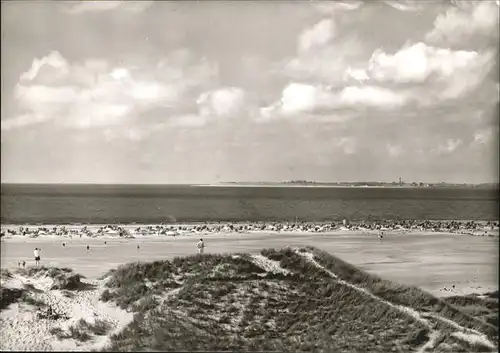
19,51,68,81
286,36,364,86
386,143,403,157
473,127,497,146
367,42,496,101
369,42,478,83
336,137,356,155
284,14,366,86
197,87,248,118
315,1,364,14
6,50,217,131
65,1,153,14
263,82,408,118
109,68,131,81
434,138,462,154
426,2,499,46
298,19,336,53
344,67,370,83
1,114,49,132
339,86,408,108
384,1,424,12
279,83,333,115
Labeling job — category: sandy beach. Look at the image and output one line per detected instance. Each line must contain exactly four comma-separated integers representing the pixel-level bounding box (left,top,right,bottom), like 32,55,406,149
2,228,498,297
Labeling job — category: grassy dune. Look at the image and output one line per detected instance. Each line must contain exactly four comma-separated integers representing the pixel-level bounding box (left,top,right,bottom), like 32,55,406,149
1,248,497,352
97,247,498,352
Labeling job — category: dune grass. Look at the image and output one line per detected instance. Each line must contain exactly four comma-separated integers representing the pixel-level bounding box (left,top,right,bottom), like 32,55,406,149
301,246,498,340
96,247,498,352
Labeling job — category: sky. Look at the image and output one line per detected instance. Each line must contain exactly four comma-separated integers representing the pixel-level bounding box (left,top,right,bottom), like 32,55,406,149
1,0,499,184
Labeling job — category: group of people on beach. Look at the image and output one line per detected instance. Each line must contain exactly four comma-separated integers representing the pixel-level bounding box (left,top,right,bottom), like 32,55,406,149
19,238,207,268
19,248,41,268
3,220,497,240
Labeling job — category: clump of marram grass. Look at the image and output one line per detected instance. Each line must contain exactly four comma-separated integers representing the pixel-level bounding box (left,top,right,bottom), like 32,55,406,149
0,268,13,281
51,318,112,342
0,287,24,311
20,293,46,308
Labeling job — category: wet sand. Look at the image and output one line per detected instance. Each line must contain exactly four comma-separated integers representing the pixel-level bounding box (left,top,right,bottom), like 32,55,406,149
1,232,498,297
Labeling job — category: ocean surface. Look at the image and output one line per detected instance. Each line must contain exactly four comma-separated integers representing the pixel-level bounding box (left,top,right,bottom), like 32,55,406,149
1,184,498,224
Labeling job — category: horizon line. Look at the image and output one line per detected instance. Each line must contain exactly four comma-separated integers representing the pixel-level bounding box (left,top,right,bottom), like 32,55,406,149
1,181,498,186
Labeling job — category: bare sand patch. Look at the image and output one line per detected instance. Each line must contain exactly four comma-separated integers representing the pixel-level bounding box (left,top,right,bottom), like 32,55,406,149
0,269,133,351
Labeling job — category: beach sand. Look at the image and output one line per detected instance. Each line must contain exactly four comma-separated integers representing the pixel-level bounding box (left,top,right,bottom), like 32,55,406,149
2,230,498,297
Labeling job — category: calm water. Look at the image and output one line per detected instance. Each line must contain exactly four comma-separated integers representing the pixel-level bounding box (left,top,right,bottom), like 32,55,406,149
1,184,498,224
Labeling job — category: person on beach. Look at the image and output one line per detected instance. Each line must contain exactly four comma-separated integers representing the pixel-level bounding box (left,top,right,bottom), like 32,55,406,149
137,244,140,251
22,260,26,268
62,242,66,247
34,248,41,267
86,245,90,253
104,241,107,245
197,238,205,255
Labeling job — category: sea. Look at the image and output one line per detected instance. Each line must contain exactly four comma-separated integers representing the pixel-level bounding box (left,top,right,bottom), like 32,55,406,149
1,184,498,224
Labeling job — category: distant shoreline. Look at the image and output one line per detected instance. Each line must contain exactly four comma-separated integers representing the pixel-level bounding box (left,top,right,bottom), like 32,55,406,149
2,182,497,189
199,184,498,188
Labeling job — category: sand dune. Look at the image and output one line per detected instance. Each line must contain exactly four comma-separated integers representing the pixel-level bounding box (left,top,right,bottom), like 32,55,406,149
1,246,498,352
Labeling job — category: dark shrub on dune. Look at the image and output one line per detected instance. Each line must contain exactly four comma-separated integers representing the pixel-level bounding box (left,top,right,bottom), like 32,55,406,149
0,287,24,311
50,273,83,290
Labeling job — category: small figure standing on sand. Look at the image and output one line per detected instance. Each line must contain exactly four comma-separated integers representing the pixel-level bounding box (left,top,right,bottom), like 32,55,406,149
197,238,205,255
378,232,384,240
86,245,90,253
22,261,26,268
137,244,140,251
62,242,66,248
17,261,21,268
104,241,107,245
34,248,41,267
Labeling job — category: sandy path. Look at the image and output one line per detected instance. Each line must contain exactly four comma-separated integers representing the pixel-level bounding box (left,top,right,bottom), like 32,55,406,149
2,232,497,297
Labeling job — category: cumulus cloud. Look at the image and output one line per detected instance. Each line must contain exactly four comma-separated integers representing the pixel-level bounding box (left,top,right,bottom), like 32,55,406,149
262,82,408,118
336,137,356,155
3,50,217,132
65,1,153,14
343,67,370,83
338,86,408,107
433,138,462,155
284,14,365,86
197,87,248,118
285,37,364,86
425,1,499,47
279,83,333,115
367,42,496,101
298,19,336,53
